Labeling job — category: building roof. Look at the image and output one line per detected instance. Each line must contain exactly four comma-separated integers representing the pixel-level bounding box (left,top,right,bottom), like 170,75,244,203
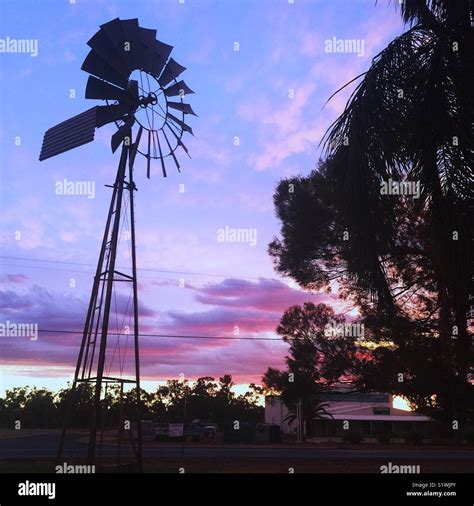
329,414,431,422
320,392,390,403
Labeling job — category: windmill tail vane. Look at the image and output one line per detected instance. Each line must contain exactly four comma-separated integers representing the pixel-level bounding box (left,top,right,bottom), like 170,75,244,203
39,18,196,471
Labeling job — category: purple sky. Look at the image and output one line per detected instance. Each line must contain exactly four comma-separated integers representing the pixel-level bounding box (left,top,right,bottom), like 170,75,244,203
0,0,404,394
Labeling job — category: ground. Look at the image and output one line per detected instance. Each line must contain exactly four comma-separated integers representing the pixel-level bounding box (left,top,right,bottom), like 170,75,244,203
0,429,472,473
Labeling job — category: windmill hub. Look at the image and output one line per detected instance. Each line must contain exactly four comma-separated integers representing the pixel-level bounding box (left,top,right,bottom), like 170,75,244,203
139,92,157,108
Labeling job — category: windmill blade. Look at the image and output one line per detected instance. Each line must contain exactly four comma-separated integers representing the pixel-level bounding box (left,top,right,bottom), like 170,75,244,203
164,80,194,97
148,39,173,77
119,19,150,70
111,115,135,153
168,101,198,116
86,75,130,101
82,49,129,88
96,104,130,127
152,39,173,61
39,107,98,161
158,58,186,87
134,38,167,74
114,18,141,68
125,39,151,71
162,129,180,173
137,27,163,73
100,18,126,47
167,112,194,136
146,130,151,178
97,19,168,77
87,29,132,77
148,51,167,78
166,123,191,158
119,18,140,42
138,27,157,46
155,131,167,178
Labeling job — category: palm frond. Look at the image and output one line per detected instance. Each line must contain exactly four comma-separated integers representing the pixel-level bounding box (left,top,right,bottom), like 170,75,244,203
322,15,473,310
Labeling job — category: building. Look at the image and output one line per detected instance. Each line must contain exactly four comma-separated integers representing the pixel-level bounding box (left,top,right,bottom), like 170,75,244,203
265,392,433,439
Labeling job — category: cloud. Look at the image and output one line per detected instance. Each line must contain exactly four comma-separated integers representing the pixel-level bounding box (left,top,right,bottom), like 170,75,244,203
0,285,156,329
159,306,279,336
0,274,29,284
0,281,288,384
235,69,323,171
233,4,403,172
191,277,330,313
0,276,327,383
0,285,157,375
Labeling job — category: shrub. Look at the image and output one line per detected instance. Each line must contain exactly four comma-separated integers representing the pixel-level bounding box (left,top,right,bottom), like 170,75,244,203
403,431,423,444
343,431,363,444
376,433,391,445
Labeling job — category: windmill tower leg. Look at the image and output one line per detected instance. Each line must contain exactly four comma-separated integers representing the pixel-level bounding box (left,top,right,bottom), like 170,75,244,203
56,146,126,466
56,141,143,472
127,139,143,472
87,144,128,465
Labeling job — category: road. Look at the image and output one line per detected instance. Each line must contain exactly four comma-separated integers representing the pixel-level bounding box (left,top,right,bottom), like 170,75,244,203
1,434,473,461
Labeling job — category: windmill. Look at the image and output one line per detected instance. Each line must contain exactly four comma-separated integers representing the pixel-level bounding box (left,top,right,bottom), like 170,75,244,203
39,18,196,471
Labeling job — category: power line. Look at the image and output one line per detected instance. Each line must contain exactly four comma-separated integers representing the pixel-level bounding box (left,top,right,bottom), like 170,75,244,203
1,262,179,282
0,254,266,281
0,254,313,292
0,256,357,317
37,329,284,341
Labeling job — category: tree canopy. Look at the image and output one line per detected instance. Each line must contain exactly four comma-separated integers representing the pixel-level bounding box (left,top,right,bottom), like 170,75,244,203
0,376,263,429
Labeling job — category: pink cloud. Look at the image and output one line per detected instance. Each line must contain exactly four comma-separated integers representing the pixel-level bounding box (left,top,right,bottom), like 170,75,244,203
190,277,330,313
233,4,403,173
0,273,29,284
0,274,354,385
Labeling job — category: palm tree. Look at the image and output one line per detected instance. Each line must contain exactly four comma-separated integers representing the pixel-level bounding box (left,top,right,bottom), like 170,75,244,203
323,0,473,416
283,399,333,440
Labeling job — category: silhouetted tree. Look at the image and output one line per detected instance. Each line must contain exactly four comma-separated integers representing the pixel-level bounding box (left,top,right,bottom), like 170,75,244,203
0,387,59,428
262,302,362,437
0,378,263,429
270,157,473,422
269,0,473,423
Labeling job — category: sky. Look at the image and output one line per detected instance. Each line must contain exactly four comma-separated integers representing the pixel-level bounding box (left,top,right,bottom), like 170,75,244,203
0,0,405,396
